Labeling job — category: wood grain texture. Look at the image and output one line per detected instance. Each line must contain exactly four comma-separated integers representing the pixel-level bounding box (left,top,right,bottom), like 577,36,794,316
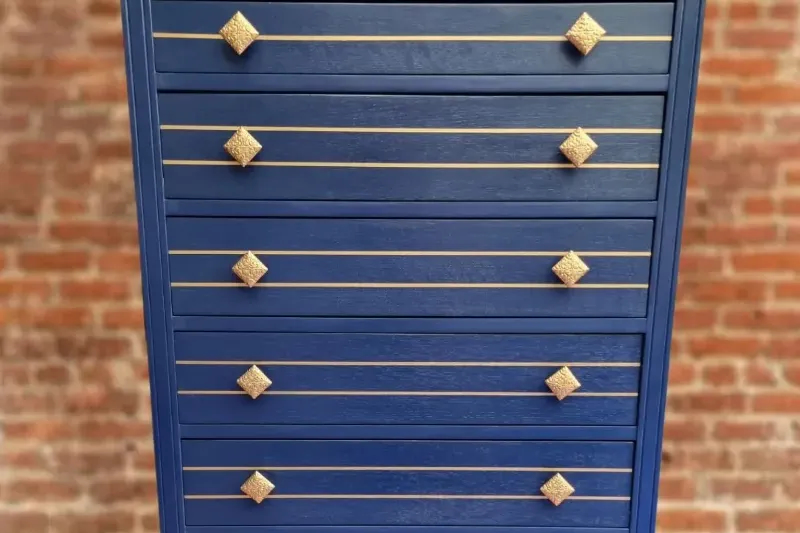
173,332,643,362
151,2,673,74
159,94,663,201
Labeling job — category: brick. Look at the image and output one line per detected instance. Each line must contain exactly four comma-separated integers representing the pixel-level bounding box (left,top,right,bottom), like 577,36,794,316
51,512,136,533
737,510,800,532
710,478,776,500
664,419,707,441
703,56,779,78
735,84,800,104
6,479,82,502
0,512,50,533
102,308,144,329
702,363,738,385
657,509,727,532
50,220,139,246
752,393,800,413
60,280,130,301
18,250,91,271
659,475,697,500
713,421,775,440
687,336,764,358
727,28,796,49
729,1,761,20
668,392,747,413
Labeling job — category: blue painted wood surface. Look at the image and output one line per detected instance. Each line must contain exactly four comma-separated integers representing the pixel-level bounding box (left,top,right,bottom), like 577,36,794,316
152,2,673,74
184,498,632,527
156,72,670,93
179,424,639,441
159,94,663,201
166,218,654,251
181,440,632,526
173,332,643,362
178,395,638,425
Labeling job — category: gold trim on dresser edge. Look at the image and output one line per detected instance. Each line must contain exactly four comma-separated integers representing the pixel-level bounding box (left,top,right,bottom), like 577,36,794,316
153,32,671,43
160,125,663,134
161,160,659,169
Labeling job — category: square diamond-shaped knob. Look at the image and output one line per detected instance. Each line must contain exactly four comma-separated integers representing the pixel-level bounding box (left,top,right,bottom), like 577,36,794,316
237,365,273,399
224,127,262,167
560,128,598,167
240,471,275,503
545,366,582,401
565,13,607,55
541,473,575,506
232,251,268,287
552,251,590,287
219,11,260,55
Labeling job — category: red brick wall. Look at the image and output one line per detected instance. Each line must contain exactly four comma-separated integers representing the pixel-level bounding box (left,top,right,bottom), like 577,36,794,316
0,1,797,532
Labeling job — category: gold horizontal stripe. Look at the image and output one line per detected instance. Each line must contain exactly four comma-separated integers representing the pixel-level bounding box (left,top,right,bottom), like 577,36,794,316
177,390,638,397
153,32,670,43
184,494,631,501
170,282,648,289
168,251,652,257
160,125,662,134
184,466,632,472
176,361,641,367
163,160,659,169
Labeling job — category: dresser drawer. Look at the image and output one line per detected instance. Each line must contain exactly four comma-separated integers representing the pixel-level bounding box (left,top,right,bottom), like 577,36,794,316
182,439,633,526
152,2,673,75
175,332,641,425
159,93,664,201
167,218,652,317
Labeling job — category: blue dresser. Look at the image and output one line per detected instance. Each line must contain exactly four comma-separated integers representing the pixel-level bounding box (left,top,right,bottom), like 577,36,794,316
121,2,705,533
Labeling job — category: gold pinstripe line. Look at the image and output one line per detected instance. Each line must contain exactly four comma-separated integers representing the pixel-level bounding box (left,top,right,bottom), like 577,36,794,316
153,32,671,43
183,466,632,472
160,125,663,134
175,361,642,367
184,494,631,500
169,282,649,289
162,160,659,169
176,391,638,397
168,251,653,257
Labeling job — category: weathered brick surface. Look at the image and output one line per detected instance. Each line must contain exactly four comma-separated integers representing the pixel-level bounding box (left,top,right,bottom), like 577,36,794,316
0,1,797,532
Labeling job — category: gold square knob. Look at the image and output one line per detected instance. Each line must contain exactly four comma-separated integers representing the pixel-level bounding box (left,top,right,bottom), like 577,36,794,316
565,13,607,55
240,471,275,503
232,251,268,287
219,11,260,55
540,473,575,506
560,128,598,167
224,127,262,167
237,365,273,399
545,366,582,401
552,251,590,287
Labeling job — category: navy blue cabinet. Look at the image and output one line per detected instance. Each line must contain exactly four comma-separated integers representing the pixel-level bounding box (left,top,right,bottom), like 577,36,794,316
121,1,704,533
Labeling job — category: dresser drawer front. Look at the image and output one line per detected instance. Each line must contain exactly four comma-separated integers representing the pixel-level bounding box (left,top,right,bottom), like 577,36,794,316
159,94,664,201
168,218,652,317
175,332,641,425
153,2,673,75
182,439,633,527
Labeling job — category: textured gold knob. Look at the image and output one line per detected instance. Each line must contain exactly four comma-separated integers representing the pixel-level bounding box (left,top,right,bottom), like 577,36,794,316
552,251,590,286
560,128,598,167
240,471,275,503
219,11,260,55
565,13,607,56
224,127,262,167
545,366,582,401
232,251,268,287
540,473,575,506
237,365,273,399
